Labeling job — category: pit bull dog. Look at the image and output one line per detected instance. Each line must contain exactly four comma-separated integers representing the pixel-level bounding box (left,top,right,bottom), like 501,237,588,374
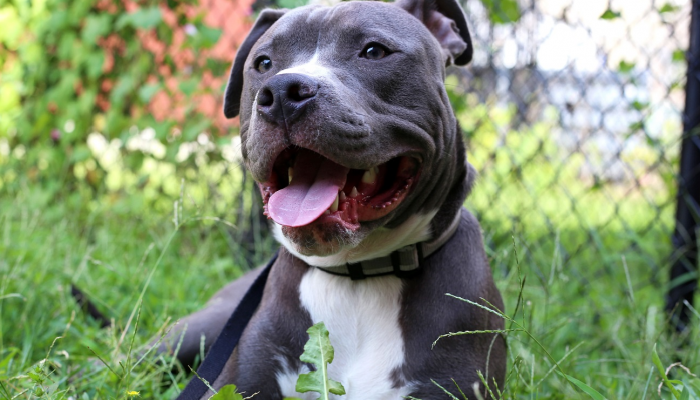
162,0,506,398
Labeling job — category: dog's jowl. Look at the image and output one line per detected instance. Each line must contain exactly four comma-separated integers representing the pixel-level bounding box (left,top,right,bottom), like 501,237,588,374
164,0,506,398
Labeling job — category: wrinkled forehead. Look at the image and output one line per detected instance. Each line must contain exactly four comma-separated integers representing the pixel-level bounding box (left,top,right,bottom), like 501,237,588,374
250,2,432,60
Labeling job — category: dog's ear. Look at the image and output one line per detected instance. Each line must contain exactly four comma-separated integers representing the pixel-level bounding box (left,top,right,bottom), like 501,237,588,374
224,9,287,119
396,0,472,66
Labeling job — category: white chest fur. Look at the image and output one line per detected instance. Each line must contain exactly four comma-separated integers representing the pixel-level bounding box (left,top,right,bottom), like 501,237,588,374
276,268,412,399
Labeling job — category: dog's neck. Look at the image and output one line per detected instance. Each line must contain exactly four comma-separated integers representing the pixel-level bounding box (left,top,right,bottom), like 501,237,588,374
272,210,438,267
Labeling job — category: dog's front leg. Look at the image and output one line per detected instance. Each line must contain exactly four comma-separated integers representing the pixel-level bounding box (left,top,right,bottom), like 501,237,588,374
201,251,314,400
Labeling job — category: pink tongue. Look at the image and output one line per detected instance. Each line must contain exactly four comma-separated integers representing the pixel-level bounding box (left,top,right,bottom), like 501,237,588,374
268,150,349,227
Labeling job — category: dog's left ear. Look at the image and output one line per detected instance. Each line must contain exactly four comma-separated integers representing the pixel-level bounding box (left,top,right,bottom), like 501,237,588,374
224,9,287,119
396,0,472,66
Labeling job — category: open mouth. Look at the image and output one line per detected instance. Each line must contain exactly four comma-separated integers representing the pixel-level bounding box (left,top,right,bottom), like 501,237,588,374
258,148,420,231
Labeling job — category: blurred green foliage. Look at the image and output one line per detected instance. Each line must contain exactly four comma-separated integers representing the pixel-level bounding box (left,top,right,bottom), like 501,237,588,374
481,0,520,23
0,0,235,201
0,0,526,204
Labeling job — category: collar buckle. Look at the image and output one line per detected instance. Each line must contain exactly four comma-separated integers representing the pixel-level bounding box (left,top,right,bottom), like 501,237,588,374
318,209,462,280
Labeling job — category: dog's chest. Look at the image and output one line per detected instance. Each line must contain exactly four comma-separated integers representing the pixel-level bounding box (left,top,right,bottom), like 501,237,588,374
276,268,411,399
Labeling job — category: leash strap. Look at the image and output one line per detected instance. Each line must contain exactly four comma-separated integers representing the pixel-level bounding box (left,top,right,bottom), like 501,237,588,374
176,251,278,400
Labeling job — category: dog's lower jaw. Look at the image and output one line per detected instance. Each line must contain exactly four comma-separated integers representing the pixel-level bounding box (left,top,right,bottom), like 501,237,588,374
272,209,437,267
277,221,362,257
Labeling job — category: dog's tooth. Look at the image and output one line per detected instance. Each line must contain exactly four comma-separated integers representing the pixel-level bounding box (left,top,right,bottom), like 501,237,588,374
350,186,359,198
331,193,339,212
361,168,376,184
288,167,294,182
339,191,346,201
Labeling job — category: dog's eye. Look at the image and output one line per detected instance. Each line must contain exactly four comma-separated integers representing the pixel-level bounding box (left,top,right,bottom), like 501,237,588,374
361,43,390,60
255,56,273,73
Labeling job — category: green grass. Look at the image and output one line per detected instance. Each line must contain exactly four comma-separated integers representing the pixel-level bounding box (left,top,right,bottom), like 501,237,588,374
0,183,266,398
0,173,698,399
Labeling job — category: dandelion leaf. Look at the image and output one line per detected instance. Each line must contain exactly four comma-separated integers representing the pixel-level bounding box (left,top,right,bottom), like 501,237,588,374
295,322,346,399
210,384,244,400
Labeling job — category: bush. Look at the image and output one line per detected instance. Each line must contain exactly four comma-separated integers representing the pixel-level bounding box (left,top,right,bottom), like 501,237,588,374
0,0,253,198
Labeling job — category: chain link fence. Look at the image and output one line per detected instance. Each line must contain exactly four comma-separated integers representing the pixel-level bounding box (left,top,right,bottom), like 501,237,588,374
453,0,689,280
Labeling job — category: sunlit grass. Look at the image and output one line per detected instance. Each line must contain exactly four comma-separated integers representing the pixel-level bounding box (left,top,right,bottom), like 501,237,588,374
1,174,698,399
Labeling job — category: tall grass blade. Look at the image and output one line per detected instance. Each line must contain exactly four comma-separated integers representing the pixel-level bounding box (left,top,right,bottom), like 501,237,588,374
87,346,120,379
642,366,654,399
432,329,521,349
451,378,469,400
652,343,682,399
557,372,607,400
477,370,497,400
430,379,460,400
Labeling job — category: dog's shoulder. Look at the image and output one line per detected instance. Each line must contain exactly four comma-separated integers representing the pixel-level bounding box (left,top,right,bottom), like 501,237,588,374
433,207,492,275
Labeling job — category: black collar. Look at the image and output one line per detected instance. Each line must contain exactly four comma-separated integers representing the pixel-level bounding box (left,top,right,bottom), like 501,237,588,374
317,209,462,280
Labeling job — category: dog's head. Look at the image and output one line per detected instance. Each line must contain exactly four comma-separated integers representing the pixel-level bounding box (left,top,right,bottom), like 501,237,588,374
224,0,473,262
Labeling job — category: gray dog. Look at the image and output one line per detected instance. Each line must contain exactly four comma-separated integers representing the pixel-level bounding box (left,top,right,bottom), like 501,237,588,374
160,0,506,398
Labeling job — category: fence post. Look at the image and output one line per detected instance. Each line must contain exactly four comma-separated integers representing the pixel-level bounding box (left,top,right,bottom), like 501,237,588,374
667,0,700,332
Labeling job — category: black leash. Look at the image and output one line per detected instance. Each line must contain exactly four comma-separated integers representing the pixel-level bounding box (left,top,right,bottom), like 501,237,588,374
177,251,278,400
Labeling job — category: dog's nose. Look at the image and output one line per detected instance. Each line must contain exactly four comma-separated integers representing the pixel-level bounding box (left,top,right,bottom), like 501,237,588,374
256,74,319,126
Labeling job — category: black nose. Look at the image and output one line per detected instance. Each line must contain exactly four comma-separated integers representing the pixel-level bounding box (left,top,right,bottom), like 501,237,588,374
256,73,319,126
